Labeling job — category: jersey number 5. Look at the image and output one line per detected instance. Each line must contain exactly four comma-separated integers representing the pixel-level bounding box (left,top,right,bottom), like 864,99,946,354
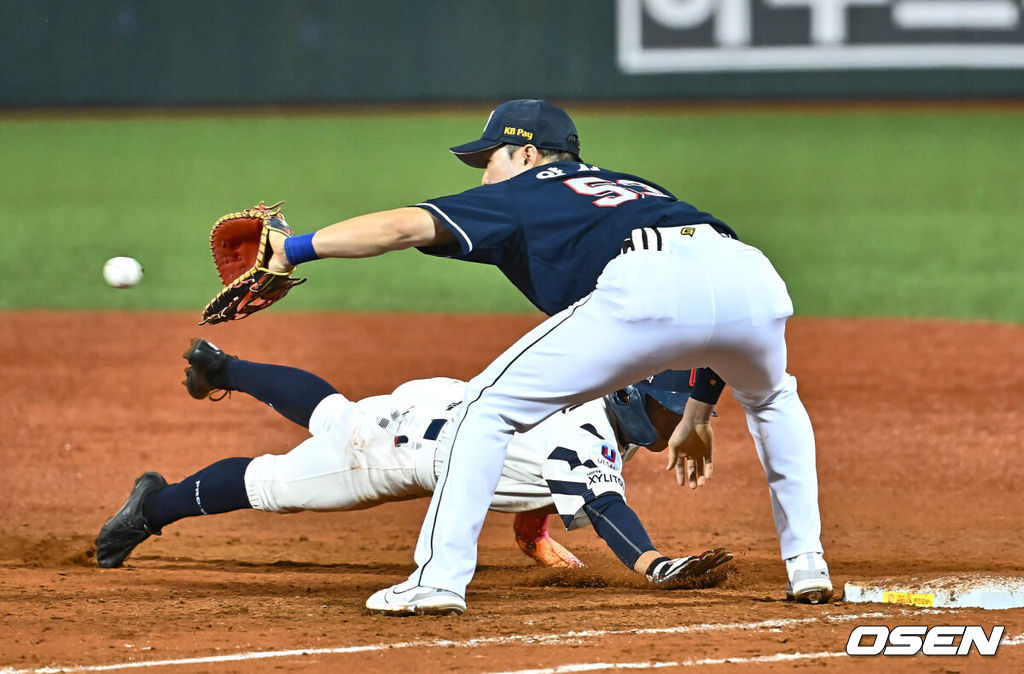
563,176,668,208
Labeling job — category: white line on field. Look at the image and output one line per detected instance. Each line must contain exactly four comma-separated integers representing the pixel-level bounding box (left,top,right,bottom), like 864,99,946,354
488,633,1024,673
0,612,883,673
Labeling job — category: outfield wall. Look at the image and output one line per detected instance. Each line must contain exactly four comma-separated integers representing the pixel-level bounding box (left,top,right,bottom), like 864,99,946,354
4,0,1024,106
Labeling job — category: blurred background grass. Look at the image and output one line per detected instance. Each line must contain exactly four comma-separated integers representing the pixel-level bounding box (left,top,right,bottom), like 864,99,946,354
2,107,1022,322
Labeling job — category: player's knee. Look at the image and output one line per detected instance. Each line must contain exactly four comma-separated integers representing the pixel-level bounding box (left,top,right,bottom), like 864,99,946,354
307,393,354,436
733,373,799,411
242,455,303,513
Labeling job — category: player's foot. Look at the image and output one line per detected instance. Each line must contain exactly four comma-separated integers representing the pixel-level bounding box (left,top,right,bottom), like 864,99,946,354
365,581,466,616
95,472,167,568
646,547,733,585
785,552,833,604
182,337,236,400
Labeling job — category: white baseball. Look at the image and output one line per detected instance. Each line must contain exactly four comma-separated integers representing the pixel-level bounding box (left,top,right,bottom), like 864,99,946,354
103,256,144,288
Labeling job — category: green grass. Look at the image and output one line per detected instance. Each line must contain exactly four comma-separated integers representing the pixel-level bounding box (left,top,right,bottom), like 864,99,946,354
2,108,1022,321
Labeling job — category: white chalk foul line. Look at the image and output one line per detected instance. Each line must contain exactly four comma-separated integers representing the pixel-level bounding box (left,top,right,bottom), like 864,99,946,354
0,612,884,673
488,632,1024,673
489,652,849,673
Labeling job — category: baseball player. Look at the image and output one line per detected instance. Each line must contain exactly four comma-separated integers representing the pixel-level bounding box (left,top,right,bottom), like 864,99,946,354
265,99,831,613
95,339,732,592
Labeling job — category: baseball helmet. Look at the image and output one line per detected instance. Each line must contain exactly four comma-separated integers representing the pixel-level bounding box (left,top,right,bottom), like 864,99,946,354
604,369,694,447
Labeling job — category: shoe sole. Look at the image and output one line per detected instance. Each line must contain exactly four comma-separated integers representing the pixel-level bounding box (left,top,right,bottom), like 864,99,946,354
413,604,465,616
367,602,466,617
95,472,167,568
788,581,834,604
182,338,230,400
365,588,466,616
182,338,211,399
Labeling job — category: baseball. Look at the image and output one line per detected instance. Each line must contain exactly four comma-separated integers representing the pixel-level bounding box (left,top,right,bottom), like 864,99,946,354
103,256,144,288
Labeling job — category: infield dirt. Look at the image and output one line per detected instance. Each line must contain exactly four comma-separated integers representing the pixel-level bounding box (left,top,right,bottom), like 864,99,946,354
1,312,1022,672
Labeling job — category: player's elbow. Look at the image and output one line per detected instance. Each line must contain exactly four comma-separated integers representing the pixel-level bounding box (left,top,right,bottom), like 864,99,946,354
384,207,446,250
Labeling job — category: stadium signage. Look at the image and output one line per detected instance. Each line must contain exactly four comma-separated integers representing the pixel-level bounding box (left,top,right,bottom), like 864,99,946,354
617,0,1024,71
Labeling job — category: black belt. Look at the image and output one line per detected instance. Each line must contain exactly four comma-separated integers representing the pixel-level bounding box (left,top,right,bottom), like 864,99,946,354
620,223,732,255
394,418,447,446
620,227,663,254
423,418,447,440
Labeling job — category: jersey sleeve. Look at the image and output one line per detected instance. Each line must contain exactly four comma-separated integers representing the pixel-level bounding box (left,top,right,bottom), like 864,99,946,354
414,182,520,264
541,435,627,531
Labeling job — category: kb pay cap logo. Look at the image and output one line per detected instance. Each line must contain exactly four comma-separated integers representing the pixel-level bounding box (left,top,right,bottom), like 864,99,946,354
846,625,1004,656
503,126,534,141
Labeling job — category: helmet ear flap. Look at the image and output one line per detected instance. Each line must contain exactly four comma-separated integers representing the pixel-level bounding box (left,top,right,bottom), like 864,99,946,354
604,385,659,447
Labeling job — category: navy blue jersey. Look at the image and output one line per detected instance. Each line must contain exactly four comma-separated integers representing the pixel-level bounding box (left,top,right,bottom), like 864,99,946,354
415,162,736,316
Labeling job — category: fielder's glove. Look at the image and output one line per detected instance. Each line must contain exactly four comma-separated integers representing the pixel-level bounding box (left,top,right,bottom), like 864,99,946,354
646,547,733,586
200,201,307,325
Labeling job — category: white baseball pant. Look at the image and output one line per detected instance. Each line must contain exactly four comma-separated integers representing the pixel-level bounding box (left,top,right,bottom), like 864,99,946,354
242,389,556,514
412,224,823,596
243,393,436,512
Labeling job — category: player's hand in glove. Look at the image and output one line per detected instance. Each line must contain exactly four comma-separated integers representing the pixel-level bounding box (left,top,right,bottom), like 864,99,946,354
266,225,294,275
666,398,715,489
200,201,307,325
646,548,733,586
513,511,584,568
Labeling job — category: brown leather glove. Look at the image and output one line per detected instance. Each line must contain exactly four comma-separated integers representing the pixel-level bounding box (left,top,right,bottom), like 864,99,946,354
200,201,306,325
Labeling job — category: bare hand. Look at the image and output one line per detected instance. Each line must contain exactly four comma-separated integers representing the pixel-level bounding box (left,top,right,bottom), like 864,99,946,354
665,400,715,489
267,229,293,274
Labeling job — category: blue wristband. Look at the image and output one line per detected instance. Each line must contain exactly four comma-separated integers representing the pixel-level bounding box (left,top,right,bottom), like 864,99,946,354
283,233,320,266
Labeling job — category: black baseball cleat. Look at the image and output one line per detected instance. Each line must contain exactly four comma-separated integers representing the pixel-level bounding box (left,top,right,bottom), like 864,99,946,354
182,337,236,400
95,472,168,568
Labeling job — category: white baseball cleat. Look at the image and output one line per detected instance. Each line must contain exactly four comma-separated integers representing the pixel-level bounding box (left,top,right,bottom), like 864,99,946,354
785,552,834,604
365,580,466,616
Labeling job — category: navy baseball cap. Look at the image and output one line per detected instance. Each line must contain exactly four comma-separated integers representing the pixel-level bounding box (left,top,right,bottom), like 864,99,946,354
449,99,581,168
